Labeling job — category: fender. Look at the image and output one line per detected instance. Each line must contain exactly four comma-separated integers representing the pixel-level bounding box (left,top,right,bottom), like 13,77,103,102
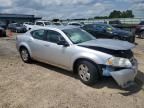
70,52,112,71
19,42,32,57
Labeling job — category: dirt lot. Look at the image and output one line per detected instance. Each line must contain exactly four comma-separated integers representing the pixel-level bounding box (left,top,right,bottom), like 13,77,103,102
0,34,144,108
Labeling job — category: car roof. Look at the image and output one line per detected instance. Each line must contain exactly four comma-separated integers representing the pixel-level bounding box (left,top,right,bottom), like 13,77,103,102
32,25,78,31
84,23,108,26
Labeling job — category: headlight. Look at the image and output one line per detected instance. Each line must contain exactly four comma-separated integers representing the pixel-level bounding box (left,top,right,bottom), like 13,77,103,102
106,57,132,68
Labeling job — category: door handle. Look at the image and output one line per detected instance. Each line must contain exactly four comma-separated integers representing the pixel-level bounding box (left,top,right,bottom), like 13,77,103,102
44,44,50,47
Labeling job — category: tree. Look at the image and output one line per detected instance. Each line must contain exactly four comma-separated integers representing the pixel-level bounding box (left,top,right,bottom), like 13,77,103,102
109,10,122,18
109,10,134,18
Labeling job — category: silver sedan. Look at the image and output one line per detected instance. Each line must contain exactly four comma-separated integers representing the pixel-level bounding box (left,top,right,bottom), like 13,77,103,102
16,26,138,88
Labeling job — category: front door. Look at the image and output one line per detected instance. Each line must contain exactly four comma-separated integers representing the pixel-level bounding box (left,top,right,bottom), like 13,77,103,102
43,30,71,68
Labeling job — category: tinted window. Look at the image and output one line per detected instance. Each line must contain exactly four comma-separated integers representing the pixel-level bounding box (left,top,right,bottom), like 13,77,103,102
31,29,46,40
46,30,64,43
70,23,81,26
83,25,93,30
36,22,44,26
93,24,104,30
94,24,115,31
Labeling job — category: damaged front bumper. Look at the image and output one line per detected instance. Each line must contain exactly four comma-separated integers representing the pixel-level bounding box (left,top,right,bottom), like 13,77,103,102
103,59,138,88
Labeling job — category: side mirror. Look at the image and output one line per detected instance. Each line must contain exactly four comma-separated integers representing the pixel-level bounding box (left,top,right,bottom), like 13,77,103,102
57,40,69,47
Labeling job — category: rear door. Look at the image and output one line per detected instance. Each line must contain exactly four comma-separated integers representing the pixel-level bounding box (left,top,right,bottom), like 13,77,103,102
28,29,51,61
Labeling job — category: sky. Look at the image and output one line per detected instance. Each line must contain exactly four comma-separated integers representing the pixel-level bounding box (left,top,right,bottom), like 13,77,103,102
0,0,144,19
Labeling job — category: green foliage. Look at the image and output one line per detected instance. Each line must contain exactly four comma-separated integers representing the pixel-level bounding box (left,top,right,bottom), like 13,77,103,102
109,10,134,18
93,10,134,19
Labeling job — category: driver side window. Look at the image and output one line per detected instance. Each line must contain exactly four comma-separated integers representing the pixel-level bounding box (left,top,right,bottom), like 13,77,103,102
46,30,65,43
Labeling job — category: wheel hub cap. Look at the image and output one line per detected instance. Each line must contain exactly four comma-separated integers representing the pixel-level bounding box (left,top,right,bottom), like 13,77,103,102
78,64,90,81
21,50,28,61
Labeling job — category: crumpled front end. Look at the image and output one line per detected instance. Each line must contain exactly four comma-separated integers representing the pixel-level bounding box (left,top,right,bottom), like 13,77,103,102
103,58,138,88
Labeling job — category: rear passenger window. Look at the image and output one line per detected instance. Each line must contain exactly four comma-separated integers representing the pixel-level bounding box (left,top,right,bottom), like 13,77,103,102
31,30,46,40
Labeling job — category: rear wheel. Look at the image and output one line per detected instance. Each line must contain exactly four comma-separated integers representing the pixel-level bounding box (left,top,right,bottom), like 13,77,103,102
77,60,100,86
20,48,31,63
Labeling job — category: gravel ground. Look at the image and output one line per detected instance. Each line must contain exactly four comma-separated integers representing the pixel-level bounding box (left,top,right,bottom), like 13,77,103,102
0,35,144,108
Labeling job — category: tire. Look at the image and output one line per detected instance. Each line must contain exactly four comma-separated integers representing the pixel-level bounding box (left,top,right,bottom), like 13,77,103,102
76,60,100,86
20,48,31,63
140,31,144,39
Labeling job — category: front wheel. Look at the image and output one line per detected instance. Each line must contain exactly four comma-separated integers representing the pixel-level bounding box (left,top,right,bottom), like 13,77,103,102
20,48,31,63
77,60,100,86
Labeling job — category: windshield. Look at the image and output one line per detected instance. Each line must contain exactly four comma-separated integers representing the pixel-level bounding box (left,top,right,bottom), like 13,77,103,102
103,24,116,31
95,24,115,31
63,28,95,44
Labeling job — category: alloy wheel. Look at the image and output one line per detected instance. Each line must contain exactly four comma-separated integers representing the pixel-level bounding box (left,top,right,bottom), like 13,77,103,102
78,64,90,81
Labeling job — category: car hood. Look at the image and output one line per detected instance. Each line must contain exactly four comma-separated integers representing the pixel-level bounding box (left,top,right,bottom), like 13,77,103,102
78,39,135,50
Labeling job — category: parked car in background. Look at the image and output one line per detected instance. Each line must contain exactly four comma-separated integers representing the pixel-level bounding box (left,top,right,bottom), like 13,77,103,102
35,20,52,26
16,26,137,88
0,27,6,37
52,22,63,26
23,22,34,31
8,23,27,33
135,21,144,39
0,21,7,29
82,23,135,43
109,20,122,26
68,22,84,27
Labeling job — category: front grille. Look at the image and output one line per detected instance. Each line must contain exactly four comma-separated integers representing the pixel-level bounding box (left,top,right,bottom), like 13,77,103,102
111,50,133,59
